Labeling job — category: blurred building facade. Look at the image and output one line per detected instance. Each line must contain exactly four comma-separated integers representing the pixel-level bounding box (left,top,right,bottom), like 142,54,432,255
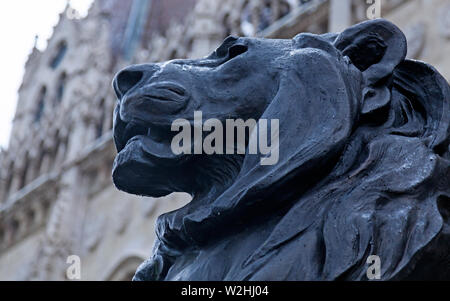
0,0,448,280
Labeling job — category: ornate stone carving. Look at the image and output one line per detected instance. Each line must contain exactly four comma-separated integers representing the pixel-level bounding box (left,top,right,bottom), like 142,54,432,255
83,215,106,252
113,19,450,281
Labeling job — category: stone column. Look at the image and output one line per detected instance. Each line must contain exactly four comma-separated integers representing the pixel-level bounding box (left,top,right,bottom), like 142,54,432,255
329,0,352,32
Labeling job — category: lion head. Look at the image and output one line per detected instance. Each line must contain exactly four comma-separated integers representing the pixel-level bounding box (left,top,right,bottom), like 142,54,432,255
112,19,450,280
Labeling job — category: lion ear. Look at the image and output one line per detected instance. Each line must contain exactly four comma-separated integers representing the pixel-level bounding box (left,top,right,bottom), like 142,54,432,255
334,19,407,114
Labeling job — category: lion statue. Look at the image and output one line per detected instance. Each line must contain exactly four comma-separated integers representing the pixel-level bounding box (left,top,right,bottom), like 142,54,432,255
112,19,450,280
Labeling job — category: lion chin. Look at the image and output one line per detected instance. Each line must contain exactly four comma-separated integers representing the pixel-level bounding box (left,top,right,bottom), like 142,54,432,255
112,19,450,281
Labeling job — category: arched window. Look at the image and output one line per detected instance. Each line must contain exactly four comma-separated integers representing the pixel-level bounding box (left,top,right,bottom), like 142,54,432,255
50,41,68,69
18,154,30,190
105,256,145,281
56,73,67,103
34,142,45,179
0,227,4,245
169,49,177,60
96,98,106,139
10,218,20,236
34,87,46,123
2,162,13,202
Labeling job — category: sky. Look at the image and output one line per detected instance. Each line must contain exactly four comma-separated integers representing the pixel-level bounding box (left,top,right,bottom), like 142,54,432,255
0,0,94,149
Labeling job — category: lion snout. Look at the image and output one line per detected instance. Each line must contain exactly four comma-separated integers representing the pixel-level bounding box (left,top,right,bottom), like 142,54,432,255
113,63,163,99
114,69,144,99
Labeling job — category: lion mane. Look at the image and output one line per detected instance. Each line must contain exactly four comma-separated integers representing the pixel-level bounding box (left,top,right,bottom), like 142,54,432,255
113,20,450,281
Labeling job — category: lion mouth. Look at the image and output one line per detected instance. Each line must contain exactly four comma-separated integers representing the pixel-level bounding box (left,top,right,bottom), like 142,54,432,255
112,114,188,197
116,120,180,159
114,82,190,164
118,122,163,153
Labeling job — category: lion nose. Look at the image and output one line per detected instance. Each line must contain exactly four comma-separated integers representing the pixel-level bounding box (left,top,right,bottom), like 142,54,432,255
113,69,144,99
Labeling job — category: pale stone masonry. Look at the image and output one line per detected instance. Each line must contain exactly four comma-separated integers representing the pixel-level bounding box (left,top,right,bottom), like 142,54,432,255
0,0,448,280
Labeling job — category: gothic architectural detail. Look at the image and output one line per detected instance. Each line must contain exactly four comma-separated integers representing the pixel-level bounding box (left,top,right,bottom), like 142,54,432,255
0,173,58,254
83,215,107,252
104,255,146,281
114,202,133,235
0,0,448,280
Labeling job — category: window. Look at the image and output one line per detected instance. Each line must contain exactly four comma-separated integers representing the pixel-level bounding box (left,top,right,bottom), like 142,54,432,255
18,155,29,190
34,87,46,123
96,99,106,139
105,256,144,281
11,218,20,234
0,228,4,244
2,162,13,202
50,41,68,69
56,73,67,103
